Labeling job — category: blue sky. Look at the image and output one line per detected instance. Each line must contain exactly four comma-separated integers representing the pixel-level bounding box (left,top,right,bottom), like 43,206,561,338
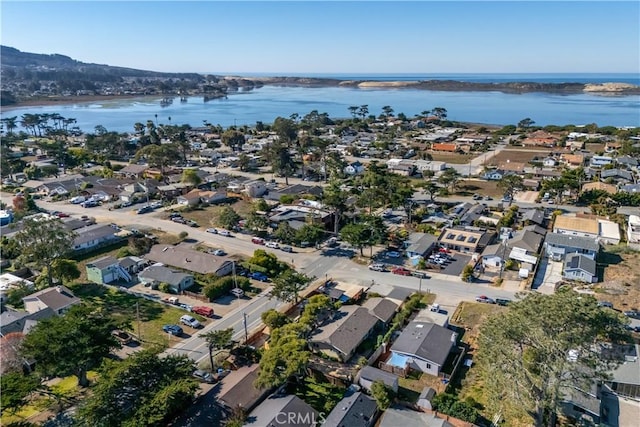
2,1,639,74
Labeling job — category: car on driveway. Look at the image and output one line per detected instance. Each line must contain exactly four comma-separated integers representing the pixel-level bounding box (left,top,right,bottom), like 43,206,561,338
391,267,411,276
162,324,183,336
368,263,387,272
192,370,216,383
250,272,269,282
191,306,214,317
475,295,496,304
386,251,401,258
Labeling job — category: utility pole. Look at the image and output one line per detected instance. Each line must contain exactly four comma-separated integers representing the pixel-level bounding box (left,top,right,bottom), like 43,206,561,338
136,301,141,341
242,312,248,345
419,276,422,294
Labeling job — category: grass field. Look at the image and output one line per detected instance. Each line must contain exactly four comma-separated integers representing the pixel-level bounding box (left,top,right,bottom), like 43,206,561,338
169,199,255,229
68,282,204,348
454,180,505,198
483,148,547,167
428,152,475,164
596,246,640,312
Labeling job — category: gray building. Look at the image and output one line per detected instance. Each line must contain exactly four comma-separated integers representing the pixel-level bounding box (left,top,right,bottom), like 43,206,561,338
563,254,598,283
544,233,600,261
322,391,378,427
244,394,319,427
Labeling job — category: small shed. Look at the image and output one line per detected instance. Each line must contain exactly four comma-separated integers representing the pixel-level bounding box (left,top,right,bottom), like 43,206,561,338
417,387,437,411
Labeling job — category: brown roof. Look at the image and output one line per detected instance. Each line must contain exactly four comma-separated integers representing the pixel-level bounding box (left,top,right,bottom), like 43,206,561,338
116,164,147,174
562,154,585,165
498,161,526,172
553,215,599,235
582,182,618,194
431,143,458,152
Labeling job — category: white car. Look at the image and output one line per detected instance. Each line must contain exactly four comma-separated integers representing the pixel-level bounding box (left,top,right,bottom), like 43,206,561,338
211,249,226,256
265,241,280,249
206,228,217,234
217,229,231,237
180,315,201,328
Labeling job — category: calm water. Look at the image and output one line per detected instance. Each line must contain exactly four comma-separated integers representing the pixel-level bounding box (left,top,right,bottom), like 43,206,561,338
2,74,639,132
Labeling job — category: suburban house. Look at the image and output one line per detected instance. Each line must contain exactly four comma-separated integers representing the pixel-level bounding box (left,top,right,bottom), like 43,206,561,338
309,305,379,362
216,364,268,412
563,254,598,283
145,244,234,276
241,180,268,198
176,190,202,207
387,321,457,376
115,163,148,179
322,391,378,427
357,365,399,393
86,256,133,284
544,233,600,261
344,161,365,175
22,286,81,315
483,169,504,181
244,394,319,427
582,181,618,195
404,232,438,259
628,215,640,244
620,183,640,194
438,227,494,254
431,143,459,152
600,168,634,184
562,153,585,168
521,209,546,226
553,214,621,245
379,406,455,427
269,201,334,230
482,229,543,270
0,273,34,304
590,155,614,168
138,265,194,293
414,160,447,173
265,184,324,202
72,223,121,251
361,297,399,325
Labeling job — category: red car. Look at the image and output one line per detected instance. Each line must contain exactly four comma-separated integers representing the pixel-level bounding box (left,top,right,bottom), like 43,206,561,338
392,267,412,276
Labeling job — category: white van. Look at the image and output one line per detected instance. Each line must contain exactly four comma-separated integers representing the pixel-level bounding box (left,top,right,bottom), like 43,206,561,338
231,288,244,298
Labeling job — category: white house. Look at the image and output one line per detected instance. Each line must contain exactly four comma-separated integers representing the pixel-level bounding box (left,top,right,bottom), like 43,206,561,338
627,215,640,244
0,273,34,304
243,180,268,198
543,157,557,167
484,170,504,181
590,155,613,168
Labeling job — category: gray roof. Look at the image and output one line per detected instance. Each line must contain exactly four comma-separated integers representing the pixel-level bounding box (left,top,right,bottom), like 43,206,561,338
545,233,600,252
390,321,456,366
564,254,597,276
362,298,398,323
601,168,633,181
524,224,548,236
217,364,266,411
22,286,80,312
118,256,144,269
510,230,544,253
358,366,399,389
379,406,454,427
73,224,117,246
609,344,640,386
310,306,379,358
87,255,119,270
246,394,319,427
139,265,192,287
405,233,438,255
322,391,378,427
522,209,545,225
0,307,54,336
145,244,233,275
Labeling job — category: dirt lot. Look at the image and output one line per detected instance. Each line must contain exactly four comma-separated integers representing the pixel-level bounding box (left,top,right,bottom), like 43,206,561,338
595,248,640,312
483,148,551,167
170,199,255,229
454,179,505,198
428,152,475,164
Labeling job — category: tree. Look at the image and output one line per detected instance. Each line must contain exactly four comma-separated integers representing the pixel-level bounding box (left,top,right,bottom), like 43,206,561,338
200,327,234,371
181,169,202,185
20,304,123,387
358,104,369,121
273,221,297,244
261,309,290,330
322,179,349,234
518,117,536,129
371,380,394,410
437,168,461,193
1,371,42,415
245,211,270,234
340,223,371,256
477,291,630,427
50,259,81,284
216,206,241,230
14,217,76,287
134,143,179,173
271,270,312,304
221,129,245,152
295,224,325,245
497,174,524,206
256,323,309,389
422,181,439,201
77,350,198,427
431,107,448,120
431,393,479,423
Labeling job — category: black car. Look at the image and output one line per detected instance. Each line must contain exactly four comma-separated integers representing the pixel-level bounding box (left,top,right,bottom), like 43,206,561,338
623,310,640,320
495,298,511,306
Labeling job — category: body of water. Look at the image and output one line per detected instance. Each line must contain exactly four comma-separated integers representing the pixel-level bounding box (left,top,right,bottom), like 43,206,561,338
2,74,639,132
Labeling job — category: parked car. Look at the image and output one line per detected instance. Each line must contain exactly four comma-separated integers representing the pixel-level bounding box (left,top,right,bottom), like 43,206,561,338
121,201,132,207
624,310,640,319
495,298,511,306
475,295,496,304
231,288,245,298
162,324,183,336
265,241,279,249
192,370,216,383
597,301,613,308
187,220,199,227
472,194,482,200
180,315,202,329
172,217,186,224
250,272,269,282
217,229,231,237
386,251,401,258
111,329,133,344
211,249,226,256
169,212,182,218
368,263,387,272
252,237,266,245
137,206,152,214
191,306,214,318
281,245,293,253
391,267,411,276
411,271,428,279
206,228,217,234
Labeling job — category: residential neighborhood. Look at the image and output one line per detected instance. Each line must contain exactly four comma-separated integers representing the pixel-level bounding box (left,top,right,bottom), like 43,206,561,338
1,95,640,427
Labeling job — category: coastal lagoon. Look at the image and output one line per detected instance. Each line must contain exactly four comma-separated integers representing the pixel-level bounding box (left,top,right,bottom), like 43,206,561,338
3,84,639,132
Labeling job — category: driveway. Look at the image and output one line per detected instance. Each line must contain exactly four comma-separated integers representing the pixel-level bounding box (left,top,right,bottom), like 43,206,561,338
437,254,472,277
532,257,562,294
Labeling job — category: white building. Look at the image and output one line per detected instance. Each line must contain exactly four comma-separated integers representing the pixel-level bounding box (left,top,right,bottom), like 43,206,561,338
628,215,640,244
0,273,34,304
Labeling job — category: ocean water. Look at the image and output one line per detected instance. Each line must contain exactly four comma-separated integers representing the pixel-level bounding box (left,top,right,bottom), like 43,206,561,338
2,74,639,132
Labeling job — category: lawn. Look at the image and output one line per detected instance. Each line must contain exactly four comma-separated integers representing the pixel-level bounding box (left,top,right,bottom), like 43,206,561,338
398,370,446,402
68,282,204,349
454,180,504,198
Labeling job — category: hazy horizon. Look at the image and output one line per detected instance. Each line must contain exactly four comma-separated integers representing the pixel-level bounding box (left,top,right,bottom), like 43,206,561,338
2,1,638,74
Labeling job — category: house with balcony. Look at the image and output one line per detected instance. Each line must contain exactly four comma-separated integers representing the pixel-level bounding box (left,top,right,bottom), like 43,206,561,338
86,256,133,284
544,233,600,261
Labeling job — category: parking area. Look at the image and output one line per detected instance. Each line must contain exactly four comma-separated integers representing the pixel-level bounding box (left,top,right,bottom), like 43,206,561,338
432,253,473,277
532,257,563,294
